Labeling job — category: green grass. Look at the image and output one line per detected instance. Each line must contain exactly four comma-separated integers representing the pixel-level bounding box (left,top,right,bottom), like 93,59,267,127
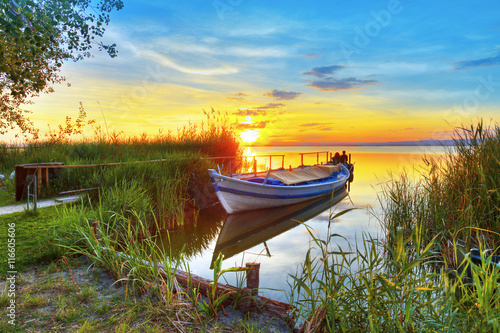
0,206,71,274
0,178,15,207
378,120,500,250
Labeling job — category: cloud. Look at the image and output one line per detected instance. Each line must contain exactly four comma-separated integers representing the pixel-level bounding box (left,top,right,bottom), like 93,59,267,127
302,53,324,58
254,103,285,110
233,109,266,116
264,90,302,100
303,65,378,91
233,103,285,116
299,122,334,131
307,77,378,91
227,92,248,102
127,42,239,75
304,65,345,78
235,121,271,130
454,52,500,70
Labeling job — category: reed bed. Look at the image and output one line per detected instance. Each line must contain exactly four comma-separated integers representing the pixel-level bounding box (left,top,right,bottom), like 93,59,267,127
288,224,500,332
378,121,500,250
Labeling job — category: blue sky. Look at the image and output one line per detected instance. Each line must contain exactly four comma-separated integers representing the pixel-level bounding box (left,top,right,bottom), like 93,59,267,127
10,0,500,144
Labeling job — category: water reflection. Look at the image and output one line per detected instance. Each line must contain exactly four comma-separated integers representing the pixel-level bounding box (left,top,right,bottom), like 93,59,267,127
211,187,349,268
155,146,445,301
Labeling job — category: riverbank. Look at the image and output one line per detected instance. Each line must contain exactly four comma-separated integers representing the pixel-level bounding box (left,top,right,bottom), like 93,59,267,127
0,205,293,332
0,259,292,332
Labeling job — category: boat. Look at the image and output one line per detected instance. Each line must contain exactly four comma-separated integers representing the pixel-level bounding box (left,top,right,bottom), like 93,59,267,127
211,188,349,267
208,161,350,214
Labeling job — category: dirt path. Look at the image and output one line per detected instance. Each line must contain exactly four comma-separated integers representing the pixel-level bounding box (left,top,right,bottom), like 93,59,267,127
0,195,83,215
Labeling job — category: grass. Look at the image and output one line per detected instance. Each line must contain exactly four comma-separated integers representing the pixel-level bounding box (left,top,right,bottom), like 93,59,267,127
287,223,500,332
377,120,500,251
0,206,71,274
285,121,500,332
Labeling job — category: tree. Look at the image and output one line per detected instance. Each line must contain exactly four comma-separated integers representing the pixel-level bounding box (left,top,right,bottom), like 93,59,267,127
0,0,124,138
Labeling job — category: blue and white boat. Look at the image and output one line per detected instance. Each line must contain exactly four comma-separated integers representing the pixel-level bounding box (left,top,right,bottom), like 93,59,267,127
208,163,350,214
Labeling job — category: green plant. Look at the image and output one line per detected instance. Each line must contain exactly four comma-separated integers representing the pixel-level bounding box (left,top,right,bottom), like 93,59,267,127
377,120,500,251
197,253,247,317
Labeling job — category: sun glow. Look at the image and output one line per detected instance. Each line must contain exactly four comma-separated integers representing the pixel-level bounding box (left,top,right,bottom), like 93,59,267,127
240,129,260,143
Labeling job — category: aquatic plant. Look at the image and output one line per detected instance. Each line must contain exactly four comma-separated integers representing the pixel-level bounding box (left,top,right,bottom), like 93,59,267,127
378,120,500,250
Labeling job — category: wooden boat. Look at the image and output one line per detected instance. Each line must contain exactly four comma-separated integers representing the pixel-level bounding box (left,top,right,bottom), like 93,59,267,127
211,187,349,267
208,163,350,214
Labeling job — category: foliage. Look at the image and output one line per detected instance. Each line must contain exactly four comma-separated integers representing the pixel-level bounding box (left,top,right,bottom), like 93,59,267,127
0,0,123,137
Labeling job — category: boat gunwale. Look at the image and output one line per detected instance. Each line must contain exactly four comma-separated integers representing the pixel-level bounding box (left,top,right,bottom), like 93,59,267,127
208,164,350,190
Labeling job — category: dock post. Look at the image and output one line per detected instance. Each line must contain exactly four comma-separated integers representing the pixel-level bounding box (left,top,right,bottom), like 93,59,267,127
246,262,260,296
33,175,37,213
253,157,257,177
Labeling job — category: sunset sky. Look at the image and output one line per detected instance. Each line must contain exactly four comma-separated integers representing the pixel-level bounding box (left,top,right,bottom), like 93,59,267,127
5,0,500,145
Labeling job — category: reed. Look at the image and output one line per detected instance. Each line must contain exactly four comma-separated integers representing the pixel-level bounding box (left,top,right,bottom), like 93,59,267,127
378,120,500,250
288,221,500,331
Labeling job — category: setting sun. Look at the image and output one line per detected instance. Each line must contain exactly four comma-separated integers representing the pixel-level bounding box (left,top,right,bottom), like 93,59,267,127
240,129,260,143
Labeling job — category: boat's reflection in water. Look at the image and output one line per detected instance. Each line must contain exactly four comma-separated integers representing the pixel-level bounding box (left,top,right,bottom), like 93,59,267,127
211,187,349,268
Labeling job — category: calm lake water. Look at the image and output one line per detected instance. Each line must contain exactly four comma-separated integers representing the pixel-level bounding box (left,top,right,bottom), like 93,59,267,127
159,145,449,302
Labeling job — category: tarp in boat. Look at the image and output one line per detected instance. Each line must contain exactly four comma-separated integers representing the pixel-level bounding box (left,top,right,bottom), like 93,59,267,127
269,164,341,185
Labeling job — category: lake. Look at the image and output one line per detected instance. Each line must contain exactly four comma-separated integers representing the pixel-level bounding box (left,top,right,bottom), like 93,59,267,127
159,145,449,302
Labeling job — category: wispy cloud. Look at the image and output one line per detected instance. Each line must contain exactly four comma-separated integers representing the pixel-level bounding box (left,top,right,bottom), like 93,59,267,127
454,52,500,70
304,65,344,78
233,109,266,116
304,65,377,91
299,122,334,131
227,92,248,102
127,42,239,75
233,103,285,116
254,103,285,110
235,121,271,130
264,89,302,100
307,77,377,91
302,53,324,58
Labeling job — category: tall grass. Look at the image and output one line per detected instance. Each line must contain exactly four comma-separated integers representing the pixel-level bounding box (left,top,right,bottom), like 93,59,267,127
288,223,500,332
1,110,241,229
378,121,500,250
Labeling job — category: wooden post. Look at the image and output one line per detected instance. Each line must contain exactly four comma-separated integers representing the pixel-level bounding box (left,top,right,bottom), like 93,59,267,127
33,175,37,213
325,152,329,164
36,168,42,195
301,154,304,168
246,262,260,296
316,153,319,165
253,157,257,177
281,156,284,169
44,167,50,188
269,156,272,171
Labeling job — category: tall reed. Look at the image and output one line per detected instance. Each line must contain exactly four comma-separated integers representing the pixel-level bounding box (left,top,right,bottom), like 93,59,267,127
378,120,500,249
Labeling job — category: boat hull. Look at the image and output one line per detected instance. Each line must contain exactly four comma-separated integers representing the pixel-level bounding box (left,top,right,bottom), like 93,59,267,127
208,164,350,214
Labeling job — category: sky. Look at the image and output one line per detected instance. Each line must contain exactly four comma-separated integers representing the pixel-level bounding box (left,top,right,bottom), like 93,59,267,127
5,0,500,145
